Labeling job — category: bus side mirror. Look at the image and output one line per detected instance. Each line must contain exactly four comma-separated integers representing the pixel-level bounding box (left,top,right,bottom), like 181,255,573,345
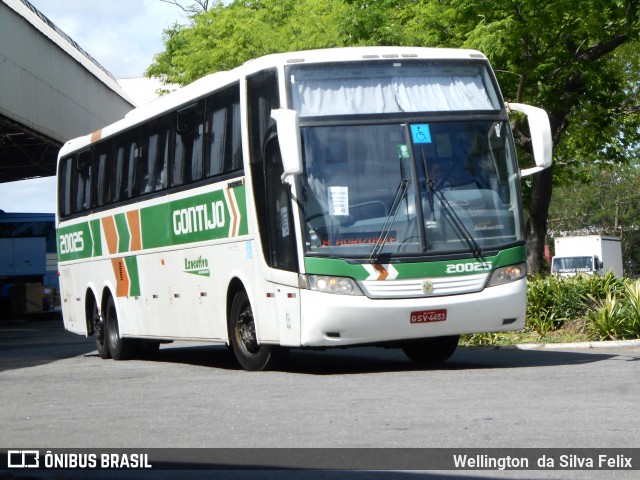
271,108,303,183
507,103,553,177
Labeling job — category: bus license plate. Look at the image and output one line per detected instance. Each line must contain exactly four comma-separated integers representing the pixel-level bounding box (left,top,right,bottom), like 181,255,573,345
410,309,447,324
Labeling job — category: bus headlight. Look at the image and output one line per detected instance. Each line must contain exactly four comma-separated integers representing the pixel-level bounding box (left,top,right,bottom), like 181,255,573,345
486,262,527,287
300,275,364,296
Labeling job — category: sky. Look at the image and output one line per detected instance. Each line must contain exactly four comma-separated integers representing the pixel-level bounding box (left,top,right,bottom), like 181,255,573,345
0,0,188,214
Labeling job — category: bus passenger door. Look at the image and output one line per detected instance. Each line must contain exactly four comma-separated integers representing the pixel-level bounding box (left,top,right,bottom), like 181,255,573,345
264,139,301,346
273,282,300,347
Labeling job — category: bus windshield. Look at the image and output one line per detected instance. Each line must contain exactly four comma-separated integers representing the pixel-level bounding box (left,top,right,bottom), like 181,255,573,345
299,121,523,259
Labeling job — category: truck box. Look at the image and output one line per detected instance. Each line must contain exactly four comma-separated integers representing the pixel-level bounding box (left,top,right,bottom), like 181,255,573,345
551,235,623,277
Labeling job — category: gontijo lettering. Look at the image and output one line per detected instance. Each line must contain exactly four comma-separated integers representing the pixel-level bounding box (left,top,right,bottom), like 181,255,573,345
172,201,225,236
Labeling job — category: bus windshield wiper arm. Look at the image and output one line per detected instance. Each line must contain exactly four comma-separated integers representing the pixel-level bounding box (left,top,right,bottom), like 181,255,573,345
429,184,484,259
369,179,409,264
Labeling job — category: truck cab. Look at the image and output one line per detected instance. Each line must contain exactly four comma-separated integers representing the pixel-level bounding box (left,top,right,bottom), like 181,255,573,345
551,235,623,278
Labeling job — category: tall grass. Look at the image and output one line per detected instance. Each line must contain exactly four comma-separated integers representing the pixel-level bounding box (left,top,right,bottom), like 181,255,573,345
463,272,639,346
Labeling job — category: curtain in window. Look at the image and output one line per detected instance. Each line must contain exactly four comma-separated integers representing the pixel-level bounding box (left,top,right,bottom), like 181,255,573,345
292,75,495,116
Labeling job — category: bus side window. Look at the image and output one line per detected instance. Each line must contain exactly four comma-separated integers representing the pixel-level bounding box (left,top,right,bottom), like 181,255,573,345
58,156,73,217
205,101,227,177
113,146,125,202
204,84,242,178
112,131,139,202
229,96,242,171
74,149,92,213
92,141,111,207
173,102,204,187
140,115,171,195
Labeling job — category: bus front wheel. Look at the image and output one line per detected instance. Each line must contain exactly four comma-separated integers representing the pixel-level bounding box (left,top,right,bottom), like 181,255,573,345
402,335,460,365
104,295,135,361
229,290,286,371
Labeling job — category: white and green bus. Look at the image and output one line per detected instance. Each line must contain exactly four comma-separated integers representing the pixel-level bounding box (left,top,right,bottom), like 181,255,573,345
56,47,551,370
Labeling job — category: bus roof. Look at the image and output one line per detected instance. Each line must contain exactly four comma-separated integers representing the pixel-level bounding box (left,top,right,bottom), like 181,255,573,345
57,46,488,159
241,46,486,74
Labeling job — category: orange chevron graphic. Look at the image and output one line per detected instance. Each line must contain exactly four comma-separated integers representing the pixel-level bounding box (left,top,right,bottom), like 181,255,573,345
225,188,239,237
102,216,118,255
90,128,103,143
111,258,129,297
126,209,142,251
373,264,389,280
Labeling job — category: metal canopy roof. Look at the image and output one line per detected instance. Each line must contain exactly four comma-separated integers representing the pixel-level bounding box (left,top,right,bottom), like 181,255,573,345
0,0,135,184
0,113,60,183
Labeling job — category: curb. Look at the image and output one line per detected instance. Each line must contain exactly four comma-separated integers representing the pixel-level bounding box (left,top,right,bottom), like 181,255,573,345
498,339,640,351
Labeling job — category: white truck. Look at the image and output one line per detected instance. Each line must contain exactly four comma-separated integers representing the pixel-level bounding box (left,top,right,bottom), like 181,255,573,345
551,235,623,277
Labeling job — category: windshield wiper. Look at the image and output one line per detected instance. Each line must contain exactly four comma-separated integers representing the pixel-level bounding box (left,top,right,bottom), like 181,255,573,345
418,148,484,259
369,178,410,264
432,186,484,258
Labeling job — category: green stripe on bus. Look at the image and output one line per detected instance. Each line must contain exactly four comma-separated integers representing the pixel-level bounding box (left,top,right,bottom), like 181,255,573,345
140,187,245,249
115,213,130,253
235,185,249,236
124,256,141,297
140,202,171,250
57,222,93,262
57,185,249,261
90,219,102,257
303,245,526,280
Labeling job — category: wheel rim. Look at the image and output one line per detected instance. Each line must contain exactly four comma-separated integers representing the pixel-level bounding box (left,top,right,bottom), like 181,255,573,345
235,304,259,356
93,304,106,347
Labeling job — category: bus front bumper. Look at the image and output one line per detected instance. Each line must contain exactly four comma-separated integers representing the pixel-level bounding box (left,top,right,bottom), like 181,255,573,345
299,278,526,347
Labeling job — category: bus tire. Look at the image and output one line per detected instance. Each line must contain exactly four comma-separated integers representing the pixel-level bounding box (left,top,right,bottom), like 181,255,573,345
92,301,110,359
402,335,460,365
104,295,135,361
229,290,286,371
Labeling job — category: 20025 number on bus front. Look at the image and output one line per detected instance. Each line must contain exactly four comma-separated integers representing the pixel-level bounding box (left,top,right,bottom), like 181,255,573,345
446,261,492,274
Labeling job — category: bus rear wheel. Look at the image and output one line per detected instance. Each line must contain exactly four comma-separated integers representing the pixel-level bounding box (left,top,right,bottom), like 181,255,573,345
93,301,110,359
104,295,135,361
402,335,460,365
229,290,286,371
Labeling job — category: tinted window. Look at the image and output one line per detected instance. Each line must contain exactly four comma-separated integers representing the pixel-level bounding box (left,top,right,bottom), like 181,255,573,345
247,71,278,166
58,157,73,217
173,102,204,187
112,130,139,202
58,84,245,219
74,149,92,213
92,141,111,207
204,85,242,177
140,115,171,195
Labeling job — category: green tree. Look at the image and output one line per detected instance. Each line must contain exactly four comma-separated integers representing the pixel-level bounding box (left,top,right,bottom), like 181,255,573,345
549,162,640,275
147,0,351,86
160,0,215,15
404,1,640,273
148,0,640,272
